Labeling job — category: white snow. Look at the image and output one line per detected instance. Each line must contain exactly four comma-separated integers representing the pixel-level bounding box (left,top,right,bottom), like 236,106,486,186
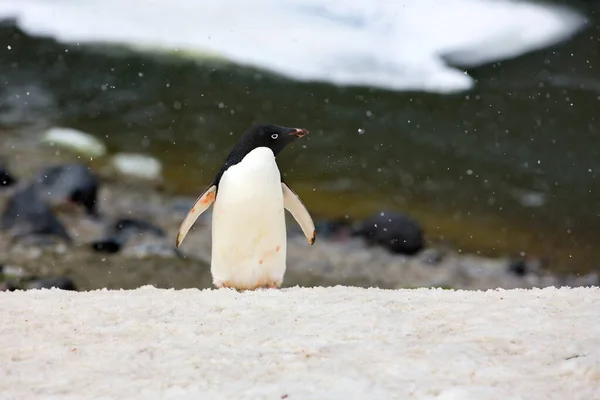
0,0,586,93
1,285,599,399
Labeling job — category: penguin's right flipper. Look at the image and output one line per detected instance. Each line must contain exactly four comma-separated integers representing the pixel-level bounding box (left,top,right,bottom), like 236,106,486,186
282,182,316,245
176,185,217,248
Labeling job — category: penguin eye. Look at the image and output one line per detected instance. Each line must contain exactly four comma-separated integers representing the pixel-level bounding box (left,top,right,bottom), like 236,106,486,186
270,133,278,140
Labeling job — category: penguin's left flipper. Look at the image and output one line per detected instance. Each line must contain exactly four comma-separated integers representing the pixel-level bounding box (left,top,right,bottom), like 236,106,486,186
282,182,316,245
176,184,217,248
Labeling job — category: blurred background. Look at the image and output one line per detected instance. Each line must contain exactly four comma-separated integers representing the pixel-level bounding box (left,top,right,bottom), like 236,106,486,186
0,0,598,291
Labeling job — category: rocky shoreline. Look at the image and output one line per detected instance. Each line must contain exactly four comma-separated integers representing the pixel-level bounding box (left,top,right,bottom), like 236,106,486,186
0,130,598,292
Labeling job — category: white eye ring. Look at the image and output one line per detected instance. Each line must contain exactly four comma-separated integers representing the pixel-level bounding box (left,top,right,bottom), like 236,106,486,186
271,133,278,139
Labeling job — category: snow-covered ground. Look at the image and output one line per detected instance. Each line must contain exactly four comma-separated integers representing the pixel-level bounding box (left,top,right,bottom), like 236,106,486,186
0,0,586,93
1,286,599,399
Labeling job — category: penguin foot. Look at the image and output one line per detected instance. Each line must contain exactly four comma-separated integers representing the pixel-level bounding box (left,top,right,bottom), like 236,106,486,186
213,279,281,291
214,280,249,292
214,281,235,290
265,282,281,289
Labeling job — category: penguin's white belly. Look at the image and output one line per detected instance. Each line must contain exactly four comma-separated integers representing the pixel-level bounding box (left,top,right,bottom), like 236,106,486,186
211,147,287,289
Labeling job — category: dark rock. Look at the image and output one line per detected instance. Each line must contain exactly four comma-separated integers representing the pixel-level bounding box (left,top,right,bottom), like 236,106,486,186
36,162,100,216
0,164,16,187
91,217,166,254
0,280,20,291
0,183,72,243
26,276,77,291
507,256,546,277
507,259,528,276
91,237,123,253
352,211,424,255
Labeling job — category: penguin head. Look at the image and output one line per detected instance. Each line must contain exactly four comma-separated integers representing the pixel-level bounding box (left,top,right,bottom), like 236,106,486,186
225,123,308,164
239,123,308,156
214,123,309,186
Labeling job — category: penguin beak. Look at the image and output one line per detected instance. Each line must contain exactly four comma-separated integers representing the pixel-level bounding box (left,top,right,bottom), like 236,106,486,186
289,128,309,138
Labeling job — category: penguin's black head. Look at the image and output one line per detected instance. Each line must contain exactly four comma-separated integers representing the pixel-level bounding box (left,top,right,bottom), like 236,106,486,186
214,123,309,186
239,123,308,156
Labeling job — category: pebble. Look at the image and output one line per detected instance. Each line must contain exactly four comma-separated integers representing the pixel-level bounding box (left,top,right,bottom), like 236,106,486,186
36,162,100,216
0,183,72,243
91,217,166,254
352,211,424,255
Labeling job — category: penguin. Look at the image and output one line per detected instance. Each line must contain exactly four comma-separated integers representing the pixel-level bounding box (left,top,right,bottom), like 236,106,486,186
175,123,316,290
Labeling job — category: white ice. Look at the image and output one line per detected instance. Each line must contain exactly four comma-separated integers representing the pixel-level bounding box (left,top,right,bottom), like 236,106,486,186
0,0,587,93
1,285,599,399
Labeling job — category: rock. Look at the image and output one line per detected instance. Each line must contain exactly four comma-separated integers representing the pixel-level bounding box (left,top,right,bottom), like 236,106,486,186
507,256,545,277
0,183,72,243
91,217,166,254
0,280,20,291
0,264,31,279
352,211,424,255
507,259,528,276
42,127,107,157
36,163,100,216
91,238,123,253
0,163,16,187
111,153,162,180
25,276,77,291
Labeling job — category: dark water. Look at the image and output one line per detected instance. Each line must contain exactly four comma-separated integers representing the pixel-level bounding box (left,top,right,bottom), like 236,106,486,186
0,2,599,273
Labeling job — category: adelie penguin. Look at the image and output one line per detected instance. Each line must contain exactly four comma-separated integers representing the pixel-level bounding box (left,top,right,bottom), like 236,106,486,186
176,123,316,290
